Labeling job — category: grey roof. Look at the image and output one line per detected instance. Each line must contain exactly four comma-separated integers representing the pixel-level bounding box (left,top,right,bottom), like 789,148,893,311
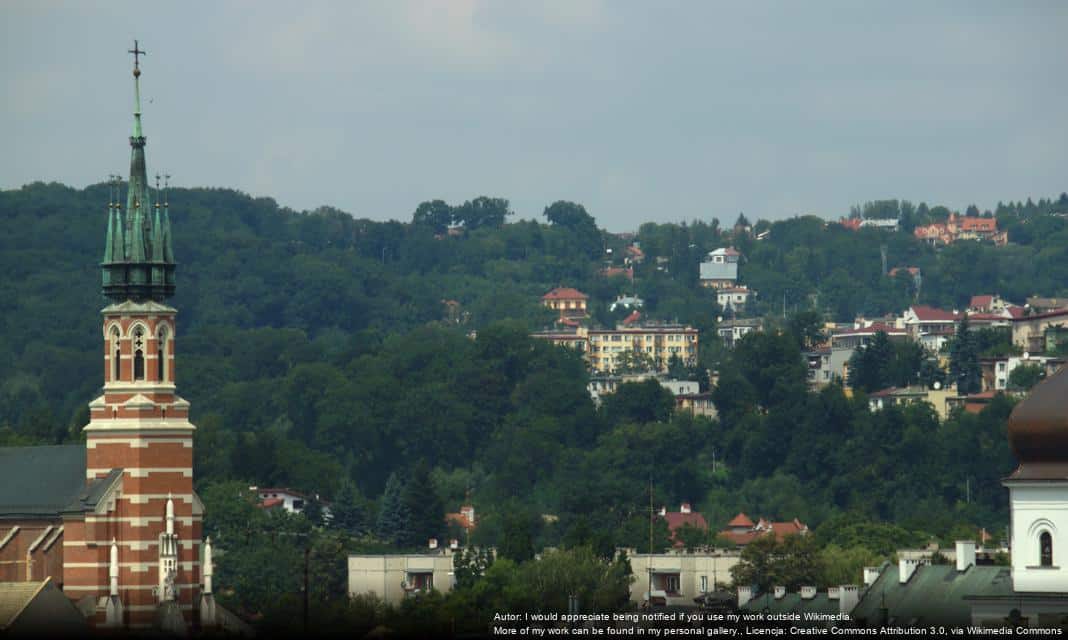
742,591,840,617
0,445,88,519
851,563,1012,627
700,261,738,282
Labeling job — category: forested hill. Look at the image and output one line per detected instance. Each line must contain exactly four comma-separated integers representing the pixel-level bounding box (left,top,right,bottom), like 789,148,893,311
1,181,1066,559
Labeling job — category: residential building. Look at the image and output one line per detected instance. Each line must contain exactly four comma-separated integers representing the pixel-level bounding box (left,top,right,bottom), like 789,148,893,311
902,305,960,350
717,318,762,348
630,551,740,607
444,504,476,533
1026,296,1068,314
251,486,327,516
541,287,589,320
674,392,718,419
914,213,1008,247
829,322,907,350
968,294,1008,314
981,355,1065,392
715,286,753,313
867,385,957,420
624,244,644,265
805,349,833,389
658,503,709,547
586,324,699,374
1012,308,1068,354
530,327,588,352
699,248,740,289
717,513,809,547
348,552,457,606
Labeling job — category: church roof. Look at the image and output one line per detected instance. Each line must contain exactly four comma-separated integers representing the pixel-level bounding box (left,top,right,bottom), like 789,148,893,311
0,446,86,519
1006,366,1068,477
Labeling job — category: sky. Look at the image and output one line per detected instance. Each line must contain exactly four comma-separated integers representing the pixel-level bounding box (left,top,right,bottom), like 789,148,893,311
2,2,1066,232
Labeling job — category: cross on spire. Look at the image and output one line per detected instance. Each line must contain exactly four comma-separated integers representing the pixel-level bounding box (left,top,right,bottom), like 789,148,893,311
129,40,146,71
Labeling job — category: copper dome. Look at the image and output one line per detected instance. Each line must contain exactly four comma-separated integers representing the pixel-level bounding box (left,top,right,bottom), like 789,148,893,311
1007,367,1068,463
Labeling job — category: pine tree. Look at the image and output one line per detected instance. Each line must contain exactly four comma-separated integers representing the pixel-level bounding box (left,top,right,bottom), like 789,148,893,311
949,316,981,394
331,480,368,536
375,472,412,547
401,461,444,548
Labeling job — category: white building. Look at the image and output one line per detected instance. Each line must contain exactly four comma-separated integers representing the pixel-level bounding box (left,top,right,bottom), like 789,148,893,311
629,551,741,606
348,552,457,605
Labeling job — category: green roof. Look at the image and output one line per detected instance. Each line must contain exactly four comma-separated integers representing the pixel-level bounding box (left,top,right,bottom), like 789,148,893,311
0,445,86,519
851,563,1012,627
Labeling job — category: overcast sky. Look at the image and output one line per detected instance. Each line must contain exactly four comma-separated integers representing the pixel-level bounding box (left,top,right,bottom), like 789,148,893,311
2,2,1066,231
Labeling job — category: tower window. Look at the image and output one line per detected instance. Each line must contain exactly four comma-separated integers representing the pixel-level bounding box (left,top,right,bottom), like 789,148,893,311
133,327,145,381
157,326,168,382
110,326,121,382
1040,531,1053,567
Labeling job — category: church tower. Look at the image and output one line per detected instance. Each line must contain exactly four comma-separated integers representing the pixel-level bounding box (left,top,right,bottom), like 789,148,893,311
1004,367,1068,593
64,42,202,630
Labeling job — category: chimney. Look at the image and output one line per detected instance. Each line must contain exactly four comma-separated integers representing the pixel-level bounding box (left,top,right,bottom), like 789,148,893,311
449,539,459,550
680,503,692,514
773,586,786,600
955,540,976,572
658,506,667,517
839,585,859,615
899,558,919,584
428,538,438,550
737,585,753,608
828,587,840,600
863,566,881,586
800,586,816,600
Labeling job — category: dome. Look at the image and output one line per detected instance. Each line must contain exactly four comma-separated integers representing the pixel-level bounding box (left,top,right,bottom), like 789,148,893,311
1007,367,1068,463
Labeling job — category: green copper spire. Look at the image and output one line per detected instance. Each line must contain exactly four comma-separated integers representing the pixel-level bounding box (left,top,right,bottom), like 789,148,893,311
101,41,176,303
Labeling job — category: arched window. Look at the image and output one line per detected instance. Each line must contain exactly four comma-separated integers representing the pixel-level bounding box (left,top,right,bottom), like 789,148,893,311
110,326,121,382
133,326,145,381
157,326,169,382
1040,531,1053,567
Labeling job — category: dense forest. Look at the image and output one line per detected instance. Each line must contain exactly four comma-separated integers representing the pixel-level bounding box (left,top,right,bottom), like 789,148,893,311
1,182,1066,627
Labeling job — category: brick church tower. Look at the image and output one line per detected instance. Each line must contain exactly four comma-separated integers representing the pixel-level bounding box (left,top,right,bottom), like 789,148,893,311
62,42,203,630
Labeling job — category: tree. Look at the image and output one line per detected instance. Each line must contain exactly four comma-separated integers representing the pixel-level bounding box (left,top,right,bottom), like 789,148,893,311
412,200,454,234
543,201,596,230
453,196,511,230
675,523,709,552
403,461,445,547
376,472,412,546
331,480,369,536
453,546,495,589
730,533,823,593
949,316,981,394
1008,363,1044,390
848,331,895,393
786,310,826,350
498,512,536,563
600,379,674,425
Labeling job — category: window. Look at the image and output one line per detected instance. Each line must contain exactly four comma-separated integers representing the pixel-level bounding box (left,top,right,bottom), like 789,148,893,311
157,326,169,382
700,576,708,593
132,326,145,381
664,574,680,594
110,326,121,382
1040,531,1053,567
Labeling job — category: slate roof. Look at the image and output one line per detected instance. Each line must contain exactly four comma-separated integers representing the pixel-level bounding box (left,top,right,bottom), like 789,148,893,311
741,591,840,617
0,445,86,519
851,563,1013,627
